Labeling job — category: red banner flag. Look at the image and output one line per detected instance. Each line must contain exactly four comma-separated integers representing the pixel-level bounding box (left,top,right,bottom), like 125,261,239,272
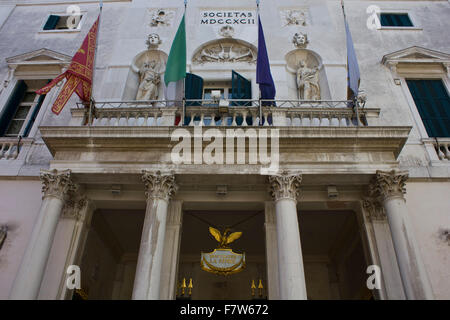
36,16,99,115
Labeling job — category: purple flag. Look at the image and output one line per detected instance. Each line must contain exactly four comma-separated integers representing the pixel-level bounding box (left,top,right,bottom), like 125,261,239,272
345,18,360,100
256,16,276,102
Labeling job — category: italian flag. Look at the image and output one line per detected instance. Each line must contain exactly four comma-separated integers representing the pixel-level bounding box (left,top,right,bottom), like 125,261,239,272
164,14,186,102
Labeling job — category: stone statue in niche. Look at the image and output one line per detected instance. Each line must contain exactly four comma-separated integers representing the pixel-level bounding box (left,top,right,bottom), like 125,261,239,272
296,61,320,100
193,42,256,64
136,60,160,101
146,33,162,49
292,32,308,48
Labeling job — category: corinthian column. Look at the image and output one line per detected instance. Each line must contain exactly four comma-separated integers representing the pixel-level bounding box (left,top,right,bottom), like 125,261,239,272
268,172,307,300
369,170,434,299
9,169,77,300
132,171,177,300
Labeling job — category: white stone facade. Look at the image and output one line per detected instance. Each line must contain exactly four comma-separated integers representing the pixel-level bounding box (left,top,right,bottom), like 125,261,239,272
0,0,449,300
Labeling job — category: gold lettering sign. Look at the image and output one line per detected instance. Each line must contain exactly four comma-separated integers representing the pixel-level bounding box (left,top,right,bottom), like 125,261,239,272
200,227,246,275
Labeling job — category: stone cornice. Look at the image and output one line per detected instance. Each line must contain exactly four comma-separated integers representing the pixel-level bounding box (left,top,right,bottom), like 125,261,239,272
382,46,450,66
268,171,302,202
142,170,177,202
368,170,409,202
39,125,411,159
40,169,77,200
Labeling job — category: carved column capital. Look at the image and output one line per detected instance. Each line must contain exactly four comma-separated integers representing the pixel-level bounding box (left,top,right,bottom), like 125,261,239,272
268,172,302,202
40,169,78,201
368,170,409,202
142,170,177,202
362,198,386,221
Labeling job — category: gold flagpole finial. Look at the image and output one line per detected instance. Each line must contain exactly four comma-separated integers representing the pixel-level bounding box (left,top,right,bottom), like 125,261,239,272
258,279,264,297
188,278,193,296
181,277,186,295
251,279,256,296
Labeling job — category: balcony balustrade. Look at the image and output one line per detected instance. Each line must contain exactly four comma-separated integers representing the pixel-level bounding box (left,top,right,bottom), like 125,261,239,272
73,99,376,128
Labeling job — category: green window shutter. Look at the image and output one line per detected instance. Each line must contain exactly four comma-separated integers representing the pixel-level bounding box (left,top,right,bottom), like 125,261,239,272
43,15,60,30
185,73,203,106
0,80,27,136
406,79,450,137
380,14,413,27
380,14,388,26
398,14,413,27
23,94,45,137
231,70,251,106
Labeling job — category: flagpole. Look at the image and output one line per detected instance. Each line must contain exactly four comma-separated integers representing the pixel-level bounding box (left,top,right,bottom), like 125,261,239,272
341,0,360,127
88,0,103,126
256,0,262,126
182,0,187,126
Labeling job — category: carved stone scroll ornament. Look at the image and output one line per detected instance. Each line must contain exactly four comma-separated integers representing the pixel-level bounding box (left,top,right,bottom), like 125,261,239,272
368,170,409,202
142,170,178,202
193,41,256,65
40,169,78,200
268,172,303,202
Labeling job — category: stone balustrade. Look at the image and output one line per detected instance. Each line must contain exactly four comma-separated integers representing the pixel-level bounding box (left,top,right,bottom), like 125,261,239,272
74,99,372,128
434,138,450,161
0,138,22,160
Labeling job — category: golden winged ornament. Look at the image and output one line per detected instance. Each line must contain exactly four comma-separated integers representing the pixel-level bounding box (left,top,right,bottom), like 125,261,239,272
209,227,242,248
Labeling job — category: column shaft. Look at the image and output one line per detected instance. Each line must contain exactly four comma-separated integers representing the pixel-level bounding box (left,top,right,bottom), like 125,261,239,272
268,172,307,300
264,201,280,300
369,170,434,300
9,169,76,300
132,171,177,300
383,197,434,299
275,198,307,299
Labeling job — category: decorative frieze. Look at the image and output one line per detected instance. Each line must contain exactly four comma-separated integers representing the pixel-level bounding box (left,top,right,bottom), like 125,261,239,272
268,172,302,202
368,170,409,202
40,169,77,201
142,170,178,202
149,8,175,27
280,9,307,26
